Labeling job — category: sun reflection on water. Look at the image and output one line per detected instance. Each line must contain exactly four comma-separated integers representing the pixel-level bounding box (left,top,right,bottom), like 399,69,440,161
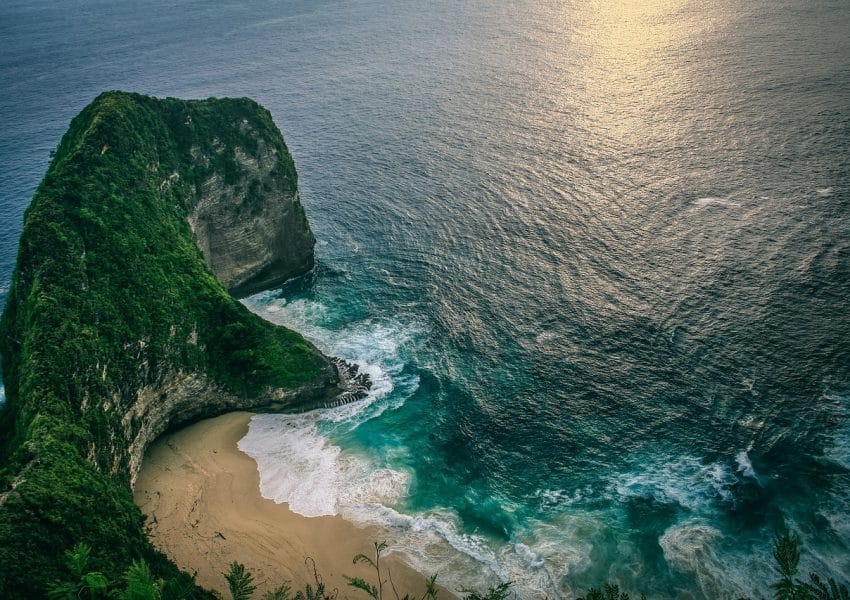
542,0,726,155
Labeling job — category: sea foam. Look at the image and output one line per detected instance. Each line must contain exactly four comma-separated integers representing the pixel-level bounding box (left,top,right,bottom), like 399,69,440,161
237,291,787,598
611,455,738,509
735,443,757,479
659,520,774,599
660,521,730,597
239,293,423,515
238,413,412,517
239,292,577,597
239,414,517,593
693,196,741,208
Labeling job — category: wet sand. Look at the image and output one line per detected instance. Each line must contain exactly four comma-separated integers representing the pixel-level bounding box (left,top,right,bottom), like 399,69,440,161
133,412,441,597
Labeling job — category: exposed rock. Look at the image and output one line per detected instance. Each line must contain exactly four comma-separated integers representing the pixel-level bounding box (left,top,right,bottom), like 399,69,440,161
187,132,316,297
125,362,358,487
323,358,372,408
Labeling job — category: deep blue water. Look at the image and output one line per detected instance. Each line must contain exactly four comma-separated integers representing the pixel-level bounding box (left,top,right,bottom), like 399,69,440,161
2,0,849,597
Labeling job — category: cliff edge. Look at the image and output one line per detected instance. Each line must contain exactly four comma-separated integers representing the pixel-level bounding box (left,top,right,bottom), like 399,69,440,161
185,103,316,297
0,91,352,597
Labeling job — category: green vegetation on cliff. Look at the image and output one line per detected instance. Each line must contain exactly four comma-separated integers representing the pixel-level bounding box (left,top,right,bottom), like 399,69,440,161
0,91,335,597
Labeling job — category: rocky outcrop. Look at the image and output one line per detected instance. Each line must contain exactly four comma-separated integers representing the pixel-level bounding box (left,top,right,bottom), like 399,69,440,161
0,91,367,596
187,126,316,297
125,368,347,487
324,358,371,408
120,100,370,485
124,360,371,487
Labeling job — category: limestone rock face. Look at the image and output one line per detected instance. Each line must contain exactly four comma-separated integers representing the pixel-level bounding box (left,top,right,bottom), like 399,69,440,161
125,367,341,486
187,124,316,297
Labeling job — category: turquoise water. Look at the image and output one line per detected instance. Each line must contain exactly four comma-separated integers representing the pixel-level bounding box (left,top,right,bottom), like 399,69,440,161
2,0,850,597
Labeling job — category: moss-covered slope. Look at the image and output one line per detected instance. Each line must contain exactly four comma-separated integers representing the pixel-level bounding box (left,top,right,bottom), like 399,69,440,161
0,91,339,597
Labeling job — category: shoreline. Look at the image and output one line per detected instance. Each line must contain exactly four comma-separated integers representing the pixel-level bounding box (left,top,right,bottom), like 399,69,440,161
133,412,443,596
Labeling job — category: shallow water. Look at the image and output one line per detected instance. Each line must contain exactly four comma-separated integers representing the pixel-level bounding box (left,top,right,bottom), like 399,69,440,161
2,0,849,597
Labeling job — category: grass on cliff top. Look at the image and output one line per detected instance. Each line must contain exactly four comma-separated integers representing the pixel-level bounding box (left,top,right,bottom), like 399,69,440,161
0,91,325,597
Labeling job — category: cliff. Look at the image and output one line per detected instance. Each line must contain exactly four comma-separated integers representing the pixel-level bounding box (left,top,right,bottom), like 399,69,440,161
0,92,357,597
186,110,316,297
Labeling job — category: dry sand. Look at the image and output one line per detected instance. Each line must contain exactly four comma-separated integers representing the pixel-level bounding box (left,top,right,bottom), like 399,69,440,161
133,412,444,597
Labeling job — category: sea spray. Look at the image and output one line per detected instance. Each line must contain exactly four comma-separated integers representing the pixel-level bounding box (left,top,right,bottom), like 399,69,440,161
238,291,796,598
238,412,413,517
240,292,579,596
611,455,740,510
735,444,757,479
240,292,773,598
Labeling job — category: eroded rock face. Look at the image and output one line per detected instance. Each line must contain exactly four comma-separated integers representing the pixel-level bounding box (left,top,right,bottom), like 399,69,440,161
125,367,342,486
120,106,365,487
187,125,316,297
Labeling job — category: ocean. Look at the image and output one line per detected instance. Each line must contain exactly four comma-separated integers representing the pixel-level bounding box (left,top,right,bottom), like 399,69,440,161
1,0,849,597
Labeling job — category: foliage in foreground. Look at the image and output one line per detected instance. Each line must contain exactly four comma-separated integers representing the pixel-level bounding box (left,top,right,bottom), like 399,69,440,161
54,531,842,600
47,542,199,600
574,530,849,600
767,531,849,600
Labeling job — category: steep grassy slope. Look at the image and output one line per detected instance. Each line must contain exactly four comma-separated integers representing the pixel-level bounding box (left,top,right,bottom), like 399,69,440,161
0,92,339,597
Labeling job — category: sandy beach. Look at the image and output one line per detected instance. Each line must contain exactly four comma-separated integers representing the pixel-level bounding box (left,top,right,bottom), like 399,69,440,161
133,412,442,597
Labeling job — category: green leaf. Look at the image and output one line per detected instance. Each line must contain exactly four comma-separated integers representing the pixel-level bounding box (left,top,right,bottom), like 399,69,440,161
83,571,109,596
345,576,379,599
66,542,92,580
224,562,256,600
47,581,79,600
774,531,802,580
263,584,292,600
122,559,162,600
420,574,439,600
460,582,512,600
352,553,377,569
